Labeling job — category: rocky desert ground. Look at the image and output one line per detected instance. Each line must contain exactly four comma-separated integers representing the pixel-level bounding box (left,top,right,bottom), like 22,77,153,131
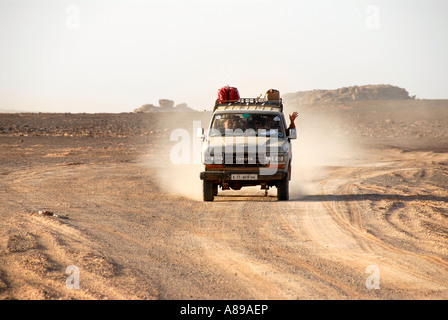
0,96,447,300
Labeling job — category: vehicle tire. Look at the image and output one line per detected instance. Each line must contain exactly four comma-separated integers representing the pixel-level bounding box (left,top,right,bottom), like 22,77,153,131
203,180,214,201
277,178,289,201
213,183,218,196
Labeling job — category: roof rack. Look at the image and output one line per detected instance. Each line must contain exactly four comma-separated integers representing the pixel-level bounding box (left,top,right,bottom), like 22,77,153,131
214,98,283,111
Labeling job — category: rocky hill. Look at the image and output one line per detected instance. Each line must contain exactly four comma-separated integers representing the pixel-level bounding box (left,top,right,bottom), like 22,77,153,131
283,84,414,108
134,99,197,113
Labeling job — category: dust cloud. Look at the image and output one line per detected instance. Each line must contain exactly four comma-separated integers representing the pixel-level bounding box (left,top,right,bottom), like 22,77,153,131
142,129,204,201
153,162,204,201
286,109,361,200
135,111,208,201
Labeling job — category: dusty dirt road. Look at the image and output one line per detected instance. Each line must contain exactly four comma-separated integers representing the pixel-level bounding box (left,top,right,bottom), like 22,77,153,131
0,101,447,299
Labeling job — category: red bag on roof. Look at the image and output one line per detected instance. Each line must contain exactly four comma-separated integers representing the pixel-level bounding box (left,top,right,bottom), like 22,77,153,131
217,86,240,103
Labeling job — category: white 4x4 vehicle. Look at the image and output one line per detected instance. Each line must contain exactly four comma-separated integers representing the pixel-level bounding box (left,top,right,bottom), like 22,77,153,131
198,98,297,201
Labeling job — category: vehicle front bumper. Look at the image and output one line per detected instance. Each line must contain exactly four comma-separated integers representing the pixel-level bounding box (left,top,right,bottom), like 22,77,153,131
200,171,287,181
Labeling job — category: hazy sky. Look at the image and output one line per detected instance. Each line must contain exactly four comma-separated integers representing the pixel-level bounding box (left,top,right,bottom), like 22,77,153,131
0,0,447,112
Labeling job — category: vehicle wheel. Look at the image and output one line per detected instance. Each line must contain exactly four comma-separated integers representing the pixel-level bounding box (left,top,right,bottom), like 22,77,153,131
277,178,289,201
203,180,214,201
213,183,218,196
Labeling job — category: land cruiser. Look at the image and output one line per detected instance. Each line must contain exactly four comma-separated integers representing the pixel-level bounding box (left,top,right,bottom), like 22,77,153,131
198,97,297,201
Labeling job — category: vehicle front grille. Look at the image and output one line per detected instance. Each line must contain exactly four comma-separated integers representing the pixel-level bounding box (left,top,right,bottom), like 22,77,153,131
221,154,268,168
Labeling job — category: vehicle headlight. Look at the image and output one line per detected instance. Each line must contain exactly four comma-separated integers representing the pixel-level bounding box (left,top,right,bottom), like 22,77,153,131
265,154,285,163
204,153,223,164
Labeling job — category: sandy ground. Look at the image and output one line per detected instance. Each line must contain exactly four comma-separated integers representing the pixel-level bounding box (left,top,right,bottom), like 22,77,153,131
0,99,447,300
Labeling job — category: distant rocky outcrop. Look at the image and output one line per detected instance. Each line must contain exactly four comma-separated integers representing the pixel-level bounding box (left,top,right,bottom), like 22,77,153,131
283,84,414,108
134,99,196,113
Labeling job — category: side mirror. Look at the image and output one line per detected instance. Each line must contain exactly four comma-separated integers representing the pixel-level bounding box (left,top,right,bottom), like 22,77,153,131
289,128,297,139
197,127,204,138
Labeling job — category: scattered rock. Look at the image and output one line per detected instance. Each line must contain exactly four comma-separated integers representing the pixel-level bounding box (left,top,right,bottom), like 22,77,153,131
38,210,54,216
37,210,68,219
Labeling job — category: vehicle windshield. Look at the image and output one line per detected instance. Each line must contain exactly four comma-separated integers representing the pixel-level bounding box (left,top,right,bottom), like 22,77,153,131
209,113,285,137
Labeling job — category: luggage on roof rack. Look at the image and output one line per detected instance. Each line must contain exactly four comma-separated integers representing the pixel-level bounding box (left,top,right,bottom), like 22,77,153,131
217,86,240,104
214,97,283,111
266,89,280,101
214,87,283,111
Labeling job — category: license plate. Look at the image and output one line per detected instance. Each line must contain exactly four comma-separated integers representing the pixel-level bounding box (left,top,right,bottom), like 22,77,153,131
231,174,258,180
